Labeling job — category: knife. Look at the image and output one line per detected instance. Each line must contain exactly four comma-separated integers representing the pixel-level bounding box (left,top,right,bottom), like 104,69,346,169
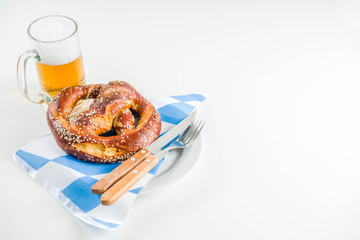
91,110,197,200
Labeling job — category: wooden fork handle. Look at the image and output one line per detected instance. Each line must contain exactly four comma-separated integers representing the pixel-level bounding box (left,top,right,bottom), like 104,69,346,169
91,148,151,194
100,155,159,206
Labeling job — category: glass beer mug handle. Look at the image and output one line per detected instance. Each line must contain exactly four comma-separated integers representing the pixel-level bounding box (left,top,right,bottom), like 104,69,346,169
17,49,51,110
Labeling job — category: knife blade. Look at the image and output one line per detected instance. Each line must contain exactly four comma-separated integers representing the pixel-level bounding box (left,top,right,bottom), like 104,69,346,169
91,110,196,195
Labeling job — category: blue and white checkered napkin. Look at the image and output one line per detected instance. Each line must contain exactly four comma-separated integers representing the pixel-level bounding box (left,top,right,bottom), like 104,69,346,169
13,94,206,229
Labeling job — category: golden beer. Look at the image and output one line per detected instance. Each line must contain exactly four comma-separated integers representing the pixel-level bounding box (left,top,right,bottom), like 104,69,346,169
17,16,86,105
36,54,85,97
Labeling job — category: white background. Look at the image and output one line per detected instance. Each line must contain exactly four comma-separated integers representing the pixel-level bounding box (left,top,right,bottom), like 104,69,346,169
2,0,360,239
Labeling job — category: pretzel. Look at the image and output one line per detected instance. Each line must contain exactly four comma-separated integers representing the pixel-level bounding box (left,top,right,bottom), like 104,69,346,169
47,81,161,163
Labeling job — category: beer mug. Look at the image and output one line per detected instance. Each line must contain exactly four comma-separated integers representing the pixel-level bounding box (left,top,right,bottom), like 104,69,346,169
17,15,85,109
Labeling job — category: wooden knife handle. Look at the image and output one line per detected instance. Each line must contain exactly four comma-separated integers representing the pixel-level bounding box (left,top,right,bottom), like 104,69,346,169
91,148,151,194
100,155,159,206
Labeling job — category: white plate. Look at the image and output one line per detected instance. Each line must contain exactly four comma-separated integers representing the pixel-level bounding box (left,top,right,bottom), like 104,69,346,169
141,136,202,194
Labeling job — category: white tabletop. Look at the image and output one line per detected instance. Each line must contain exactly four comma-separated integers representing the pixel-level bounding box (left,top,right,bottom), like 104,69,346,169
2,0,360,239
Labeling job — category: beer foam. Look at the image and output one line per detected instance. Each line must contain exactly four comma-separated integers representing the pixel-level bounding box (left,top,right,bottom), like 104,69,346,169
28,16,81,66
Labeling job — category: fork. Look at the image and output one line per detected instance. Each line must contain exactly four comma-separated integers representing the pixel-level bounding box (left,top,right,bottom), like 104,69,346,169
100,119,205,205
157,119,205,156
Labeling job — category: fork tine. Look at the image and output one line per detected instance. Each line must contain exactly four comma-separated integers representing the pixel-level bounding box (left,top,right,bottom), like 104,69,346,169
189,120,205,144
183,120,203,144
191,121,205,142
178,120,195,142
181,119,199,143
180,119,198,142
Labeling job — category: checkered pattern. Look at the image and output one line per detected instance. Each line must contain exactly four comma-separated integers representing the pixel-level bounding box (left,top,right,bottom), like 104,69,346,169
13,94,206,229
